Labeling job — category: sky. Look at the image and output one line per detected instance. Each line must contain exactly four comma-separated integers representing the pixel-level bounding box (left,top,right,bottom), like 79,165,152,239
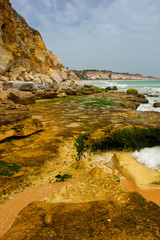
10,0,160,78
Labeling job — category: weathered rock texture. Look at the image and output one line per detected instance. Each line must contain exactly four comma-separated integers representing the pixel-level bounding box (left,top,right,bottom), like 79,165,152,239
112,153,160,189
8,89,36,105
0,93,160,238
0,100,43,141
1,191,160,239
0,0,68,85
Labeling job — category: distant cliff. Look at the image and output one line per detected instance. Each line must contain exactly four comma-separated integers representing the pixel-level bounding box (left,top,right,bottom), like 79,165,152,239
73,70,157,81
0,0,68,85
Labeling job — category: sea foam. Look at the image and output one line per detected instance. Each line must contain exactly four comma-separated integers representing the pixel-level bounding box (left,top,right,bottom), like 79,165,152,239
133,146,160,171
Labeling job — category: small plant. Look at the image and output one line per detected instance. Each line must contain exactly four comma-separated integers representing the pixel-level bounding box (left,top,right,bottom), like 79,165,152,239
55,174,72,182
74,135,87,160
113,174,120,182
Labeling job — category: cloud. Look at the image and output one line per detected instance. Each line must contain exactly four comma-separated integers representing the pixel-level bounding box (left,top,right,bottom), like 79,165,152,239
10,0,160,77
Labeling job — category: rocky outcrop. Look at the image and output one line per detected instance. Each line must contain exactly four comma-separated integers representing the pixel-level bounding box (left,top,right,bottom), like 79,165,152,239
0,91,160,238
67,69,80,80
0,0,68,86
112,153,160,189
0,100,43,141
8,89,36,105
1,168,160,239
153,102,160,108
73,70,158,80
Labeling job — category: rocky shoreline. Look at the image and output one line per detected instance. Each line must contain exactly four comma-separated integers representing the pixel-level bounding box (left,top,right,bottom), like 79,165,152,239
0,0,160,239
0,90,160,239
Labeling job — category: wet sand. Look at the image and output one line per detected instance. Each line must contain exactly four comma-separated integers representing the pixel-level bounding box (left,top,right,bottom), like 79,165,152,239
120,177,160,206
105,163,160,206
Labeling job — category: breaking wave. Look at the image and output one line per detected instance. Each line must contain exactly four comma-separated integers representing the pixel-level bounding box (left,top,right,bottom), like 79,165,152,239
133,146,160,171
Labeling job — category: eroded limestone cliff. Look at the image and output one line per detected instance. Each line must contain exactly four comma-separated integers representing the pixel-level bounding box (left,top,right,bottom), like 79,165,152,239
73,70,157,80
0,0,67,85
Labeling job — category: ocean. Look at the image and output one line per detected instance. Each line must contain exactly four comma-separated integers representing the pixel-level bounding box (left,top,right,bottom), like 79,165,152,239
78,80,160,112
77,80,160,171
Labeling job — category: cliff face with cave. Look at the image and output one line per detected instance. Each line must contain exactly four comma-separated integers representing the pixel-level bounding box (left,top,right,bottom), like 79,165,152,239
0,0,67,84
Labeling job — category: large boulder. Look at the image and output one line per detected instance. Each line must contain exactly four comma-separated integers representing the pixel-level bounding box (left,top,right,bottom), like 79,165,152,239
8,89,36,105
1,195,160,240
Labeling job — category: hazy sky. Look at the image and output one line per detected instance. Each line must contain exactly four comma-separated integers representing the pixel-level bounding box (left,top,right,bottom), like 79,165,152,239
10,0,160,77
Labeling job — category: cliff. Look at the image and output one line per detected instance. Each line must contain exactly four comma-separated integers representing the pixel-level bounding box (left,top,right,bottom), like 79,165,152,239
0,0,67,85
73,70,157,81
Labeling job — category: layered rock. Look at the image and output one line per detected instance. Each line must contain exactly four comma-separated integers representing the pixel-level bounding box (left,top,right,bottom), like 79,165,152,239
0,92,160,238
8,89,36,105
1,167,160,240
73,70,158,80
0,0,68,86
0,100,43,141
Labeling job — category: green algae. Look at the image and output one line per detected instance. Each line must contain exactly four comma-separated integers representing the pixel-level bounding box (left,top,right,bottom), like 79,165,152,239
82,99,125,108
0,160,21,177
90,127,160,152
127,88,138,95
74,127,160,159
39,97,126,108
111,127,160,150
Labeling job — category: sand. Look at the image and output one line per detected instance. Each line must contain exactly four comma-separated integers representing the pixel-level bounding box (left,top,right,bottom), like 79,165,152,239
0,175,83,237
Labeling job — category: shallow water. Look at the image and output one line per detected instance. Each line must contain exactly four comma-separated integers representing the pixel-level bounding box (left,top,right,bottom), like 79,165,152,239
77,80,160,112
77,80,160,94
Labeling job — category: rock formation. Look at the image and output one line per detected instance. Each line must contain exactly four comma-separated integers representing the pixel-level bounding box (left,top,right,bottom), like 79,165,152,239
0,1,160,239
1,168,160,239
73,70,158,80
0,0,68,87
112,153,160,189
0,99,43,141
153,102,160,108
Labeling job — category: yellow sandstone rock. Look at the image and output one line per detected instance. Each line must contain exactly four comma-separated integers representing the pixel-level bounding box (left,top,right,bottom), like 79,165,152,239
0,0,67,83
112,153,160,189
